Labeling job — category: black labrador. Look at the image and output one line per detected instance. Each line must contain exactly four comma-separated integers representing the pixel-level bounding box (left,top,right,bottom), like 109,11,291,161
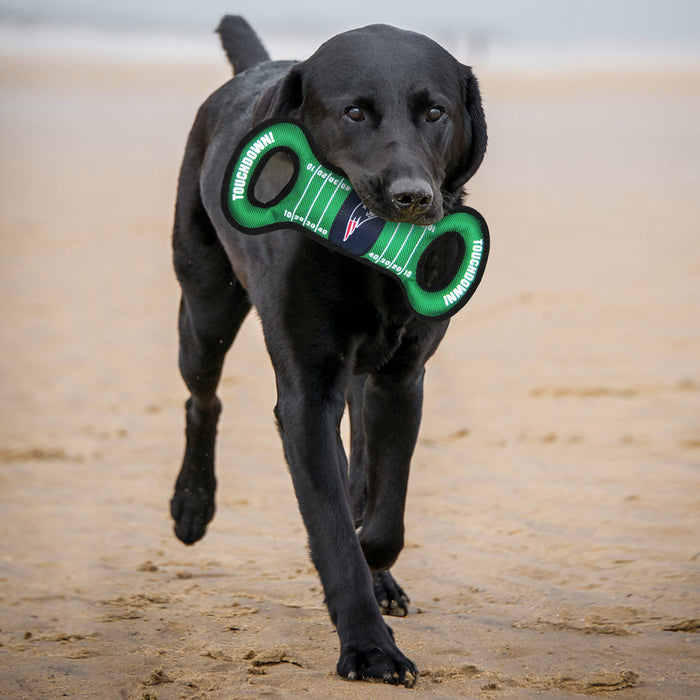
171,15,487,686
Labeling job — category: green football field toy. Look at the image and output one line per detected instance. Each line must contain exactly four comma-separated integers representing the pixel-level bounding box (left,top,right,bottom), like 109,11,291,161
221,118,489,321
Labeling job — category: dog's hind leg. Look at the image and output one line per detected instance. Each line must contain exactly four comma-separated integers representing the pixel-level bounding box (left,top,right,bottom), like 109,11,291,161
171,168,251,545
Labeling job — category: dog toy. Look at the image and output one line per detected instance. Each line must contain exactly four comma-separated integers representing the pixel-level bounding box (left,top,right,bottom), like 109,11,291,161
221,118,489,321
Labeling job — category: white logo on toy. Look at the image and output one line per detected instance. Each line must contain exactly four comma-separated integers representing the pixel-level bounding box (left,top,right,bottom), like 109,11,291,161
343,201,378,241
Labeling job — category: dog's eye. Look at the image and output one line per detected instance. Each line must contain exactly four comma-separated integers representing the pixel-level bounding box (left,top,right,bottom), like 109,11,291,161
344,106,365,122
426,106,445,122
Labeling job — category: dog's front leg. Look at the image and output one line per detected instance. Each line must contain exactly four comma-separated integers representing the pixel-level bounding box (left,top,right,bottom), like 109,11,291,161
272,360,417,686
357,367,424,572
348,374,411,617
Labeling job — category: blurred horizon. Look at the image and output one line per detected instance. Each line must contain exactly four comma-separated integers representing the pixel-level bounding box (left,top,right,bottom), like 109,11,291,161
1,0,700,68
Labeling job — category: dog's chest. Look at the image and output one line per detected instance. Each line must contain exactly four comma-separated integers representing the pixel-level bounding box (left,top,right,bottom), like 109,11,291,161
353,320,409,375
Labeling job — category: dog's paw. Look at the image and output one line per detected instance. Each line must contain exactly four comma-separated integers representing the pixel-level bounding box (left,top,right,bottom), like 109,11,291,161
170,483,215,545
373,570,410,617
337,638,417,687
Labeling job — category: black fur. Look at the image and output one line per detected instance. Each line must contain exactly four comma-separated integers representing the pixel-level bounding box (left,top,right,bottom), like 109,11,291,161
171,15,487,686
216,15,270,74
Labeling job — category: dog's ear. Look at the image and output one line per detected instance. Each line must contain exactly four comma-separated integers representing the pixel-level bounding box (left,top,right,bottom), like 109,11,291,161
252,65,304,123
446,65,487,193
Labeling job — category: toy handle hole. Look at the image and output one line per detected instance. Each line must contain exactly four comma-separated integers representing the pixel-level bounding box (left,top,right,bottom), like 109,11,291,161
416,230,465,293
250,147,299,208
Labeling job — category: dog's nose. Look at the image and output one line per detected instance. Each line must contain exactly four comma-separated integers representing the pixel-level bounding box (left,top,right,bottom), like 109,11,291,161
389,178,433,214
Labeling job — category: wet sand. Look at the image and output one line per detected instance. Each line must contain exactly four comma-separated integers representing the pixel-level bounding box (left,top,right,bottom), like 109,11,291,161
0,50,699,698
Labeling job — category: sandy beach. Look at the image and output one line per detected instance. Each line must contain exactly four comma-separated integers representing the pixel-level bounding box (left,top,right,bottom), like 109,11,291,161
0,43,699,699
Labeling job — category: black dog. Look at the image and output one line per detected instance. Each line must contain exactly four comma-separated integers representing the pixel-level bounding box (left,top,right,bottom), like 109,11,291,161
171,15,486,686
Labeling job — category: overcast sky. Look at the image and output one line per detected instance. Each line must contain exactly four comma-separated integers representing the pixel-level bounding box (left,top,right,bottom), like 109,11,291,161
2,0,700,43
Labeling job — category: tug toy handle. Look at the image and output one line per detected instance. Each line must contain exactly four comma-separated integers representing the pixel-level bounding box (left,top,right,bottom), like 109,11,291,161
221,118,489,321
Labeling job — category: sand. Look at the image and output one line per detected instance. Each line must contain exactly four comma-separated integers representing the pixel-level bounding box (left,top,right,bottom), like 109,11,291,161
0,48,698,699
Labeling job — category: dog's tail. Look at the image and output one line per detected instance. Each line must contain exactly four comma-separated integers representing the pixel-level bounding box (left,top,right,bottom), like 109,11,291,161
216,15,270,75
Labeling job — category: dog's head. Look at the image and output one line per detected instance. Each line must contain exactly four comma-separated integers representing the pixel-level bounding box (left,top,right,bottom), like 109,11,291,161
252,24,487,226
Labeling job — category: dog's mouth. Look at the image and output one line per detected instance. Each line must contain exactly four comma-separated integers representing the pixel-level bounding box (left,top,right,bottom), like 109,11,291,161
386,206,443,227
250,150,444,228
352,183,444,228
